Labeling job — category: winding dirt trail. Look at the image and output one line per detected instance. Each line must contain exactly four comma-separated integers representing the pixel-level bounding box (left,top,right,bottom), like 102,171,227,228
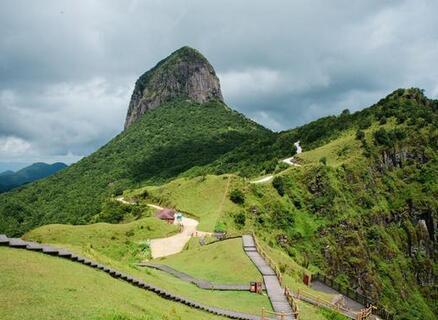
251,141,302,184
144,203,211,259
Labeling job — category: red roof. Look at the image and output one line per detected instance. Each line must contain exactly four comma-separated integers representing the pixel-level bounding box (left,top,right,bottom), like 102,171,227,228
156,208,176,220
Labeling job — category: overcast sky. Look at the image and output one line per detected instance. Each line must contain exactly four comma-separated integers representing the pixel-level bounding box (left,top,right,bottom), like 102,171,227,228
1,0,437,171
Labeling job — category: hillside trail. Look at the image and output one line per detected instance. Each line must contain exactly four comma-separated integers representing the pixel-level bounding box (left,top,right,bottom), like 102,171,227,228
115,199,212,258
281,141,302,166
251,141,302,184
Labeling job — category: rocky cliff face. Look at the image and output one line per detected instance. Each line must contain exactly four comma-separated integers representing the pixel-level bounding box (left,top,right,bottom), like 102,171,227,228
124,46,223,129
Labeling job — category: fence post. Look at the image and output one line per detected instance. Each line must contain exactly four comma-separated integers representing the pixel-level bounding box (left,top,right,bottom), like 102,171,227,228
261,307,265,320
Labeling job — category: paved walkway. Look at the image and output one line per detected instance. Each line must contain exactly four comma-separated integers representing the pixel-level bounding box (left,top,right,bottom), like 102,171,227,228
242,235,295,320
0,234,267,320
139,262,252,291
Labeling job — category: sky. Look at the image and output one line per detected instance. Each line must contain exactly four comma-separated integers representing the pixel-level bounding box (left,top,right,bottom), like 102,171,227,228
1,0,437,172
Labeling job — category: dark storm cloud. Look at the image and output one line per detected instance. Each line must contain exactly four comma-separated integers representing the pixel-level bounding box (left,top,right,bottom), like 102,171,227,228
0,0,437,167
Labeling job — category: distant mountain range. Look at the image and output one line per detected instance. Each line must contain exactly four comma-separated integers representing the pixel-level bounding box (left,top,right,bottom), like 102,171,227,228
0,162,67,193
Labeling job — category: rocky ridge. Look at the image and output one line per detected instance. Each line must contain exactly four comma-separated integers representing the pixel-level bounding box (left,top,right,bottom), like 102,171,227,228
124,46,223,129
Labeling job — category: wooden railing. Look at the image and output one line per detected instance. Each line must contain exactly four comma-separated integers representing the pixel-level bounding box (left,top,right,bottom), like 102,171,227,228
261,307,297,320
356,305,375,320
284,287,300,319
312,273,394,320
252,233,299,319
294,288,357,319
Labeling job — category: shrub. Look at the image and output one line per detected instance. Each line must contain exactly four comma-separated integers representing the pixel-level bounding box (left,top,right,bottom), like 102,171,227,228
356,130,365,140
319,156,327,166
229,189,245,204
272,176,285,196
214,221,227,233
234,212,246,227
358,118,372,129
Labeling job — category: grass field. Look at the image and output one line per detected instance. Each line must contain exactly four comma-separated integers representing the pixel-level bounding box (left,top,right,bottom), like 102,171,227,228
23,220,273,316
127,175,238,232
24,217,179,265
296,130,362,167
158,238,262,284
0,247,227,320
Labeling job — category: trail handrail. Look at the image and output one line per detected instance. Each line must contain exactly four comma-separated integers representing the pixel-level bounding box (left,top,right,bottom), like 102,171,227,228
295,288,357,319
356,305,376,320
261,307,298,320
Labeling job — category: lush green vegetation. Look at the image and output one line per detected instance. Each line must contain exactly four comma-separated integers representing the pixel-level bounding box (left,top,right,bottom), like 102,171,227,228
125,175,238,232
1,88,436,319
0,99,294,236
222,89,437,319
0,247,227,320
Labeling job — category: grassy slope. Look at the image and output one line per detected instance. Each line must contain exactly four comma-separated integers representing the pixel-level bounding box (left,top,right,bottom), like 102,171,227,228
24,220,273,316
24,217,178,264
0,247,226,320
126,175,238,232
158,238,262,284
240,117,437,318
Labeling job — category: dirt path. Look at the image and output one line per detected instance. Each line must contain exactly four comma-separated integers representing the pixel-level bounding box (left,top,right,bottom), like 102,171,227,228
114,199,210,258
146,204,211,258
150,216,200,258
251,141,302,184
115,196,136,205
251,175,274,184
281,141,302,166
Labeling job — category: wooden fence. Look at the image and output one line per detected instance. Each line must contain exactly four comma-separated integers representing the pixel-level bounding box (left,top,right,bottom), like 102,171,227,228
312,273,394,320
260,307,297,320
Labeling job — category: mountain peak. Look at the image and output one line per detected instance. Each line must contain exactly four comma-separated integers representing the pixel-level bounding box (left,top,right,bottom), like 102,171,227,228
124,46,223,129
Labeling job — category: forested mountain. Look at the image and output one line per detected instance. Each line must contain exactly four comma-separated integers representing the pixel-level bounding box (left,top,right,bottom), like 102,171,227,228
0,162,67,193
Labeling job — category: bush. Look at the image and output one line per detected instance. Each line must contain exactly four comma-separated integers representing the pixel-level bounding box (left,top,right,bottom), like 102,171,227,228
234,212,246,227
358,118,372,129
272,176,285,196
214,221,227,233
356,130,365,140
229,189,245,204
319,156,327,166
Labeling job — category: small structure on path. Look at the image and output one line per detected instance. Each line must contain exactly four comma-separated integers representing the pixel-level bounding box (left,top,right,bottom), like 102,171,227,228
156,208,176,223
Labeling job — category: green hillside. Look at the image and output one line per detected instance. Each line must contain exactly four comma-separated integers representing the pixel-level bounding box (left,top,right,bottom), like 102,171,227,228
221,90,437,318
117,88,437,319
0,246,227,320
0,99,295,236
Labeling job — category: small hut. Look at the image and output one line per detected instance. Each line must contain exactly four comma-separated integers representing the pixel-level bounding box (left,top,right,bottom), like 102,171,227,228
156,208,176,224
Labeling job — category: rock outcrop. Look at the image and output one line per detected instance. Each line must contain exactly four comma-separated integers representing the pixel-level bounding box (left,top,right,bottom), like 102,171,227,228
124,46,223,129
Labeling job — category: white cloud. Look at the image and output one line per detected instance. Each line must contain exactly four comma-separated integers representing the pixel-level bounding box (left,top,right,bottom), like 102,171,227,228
0,136,31,155
0,0,437,168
